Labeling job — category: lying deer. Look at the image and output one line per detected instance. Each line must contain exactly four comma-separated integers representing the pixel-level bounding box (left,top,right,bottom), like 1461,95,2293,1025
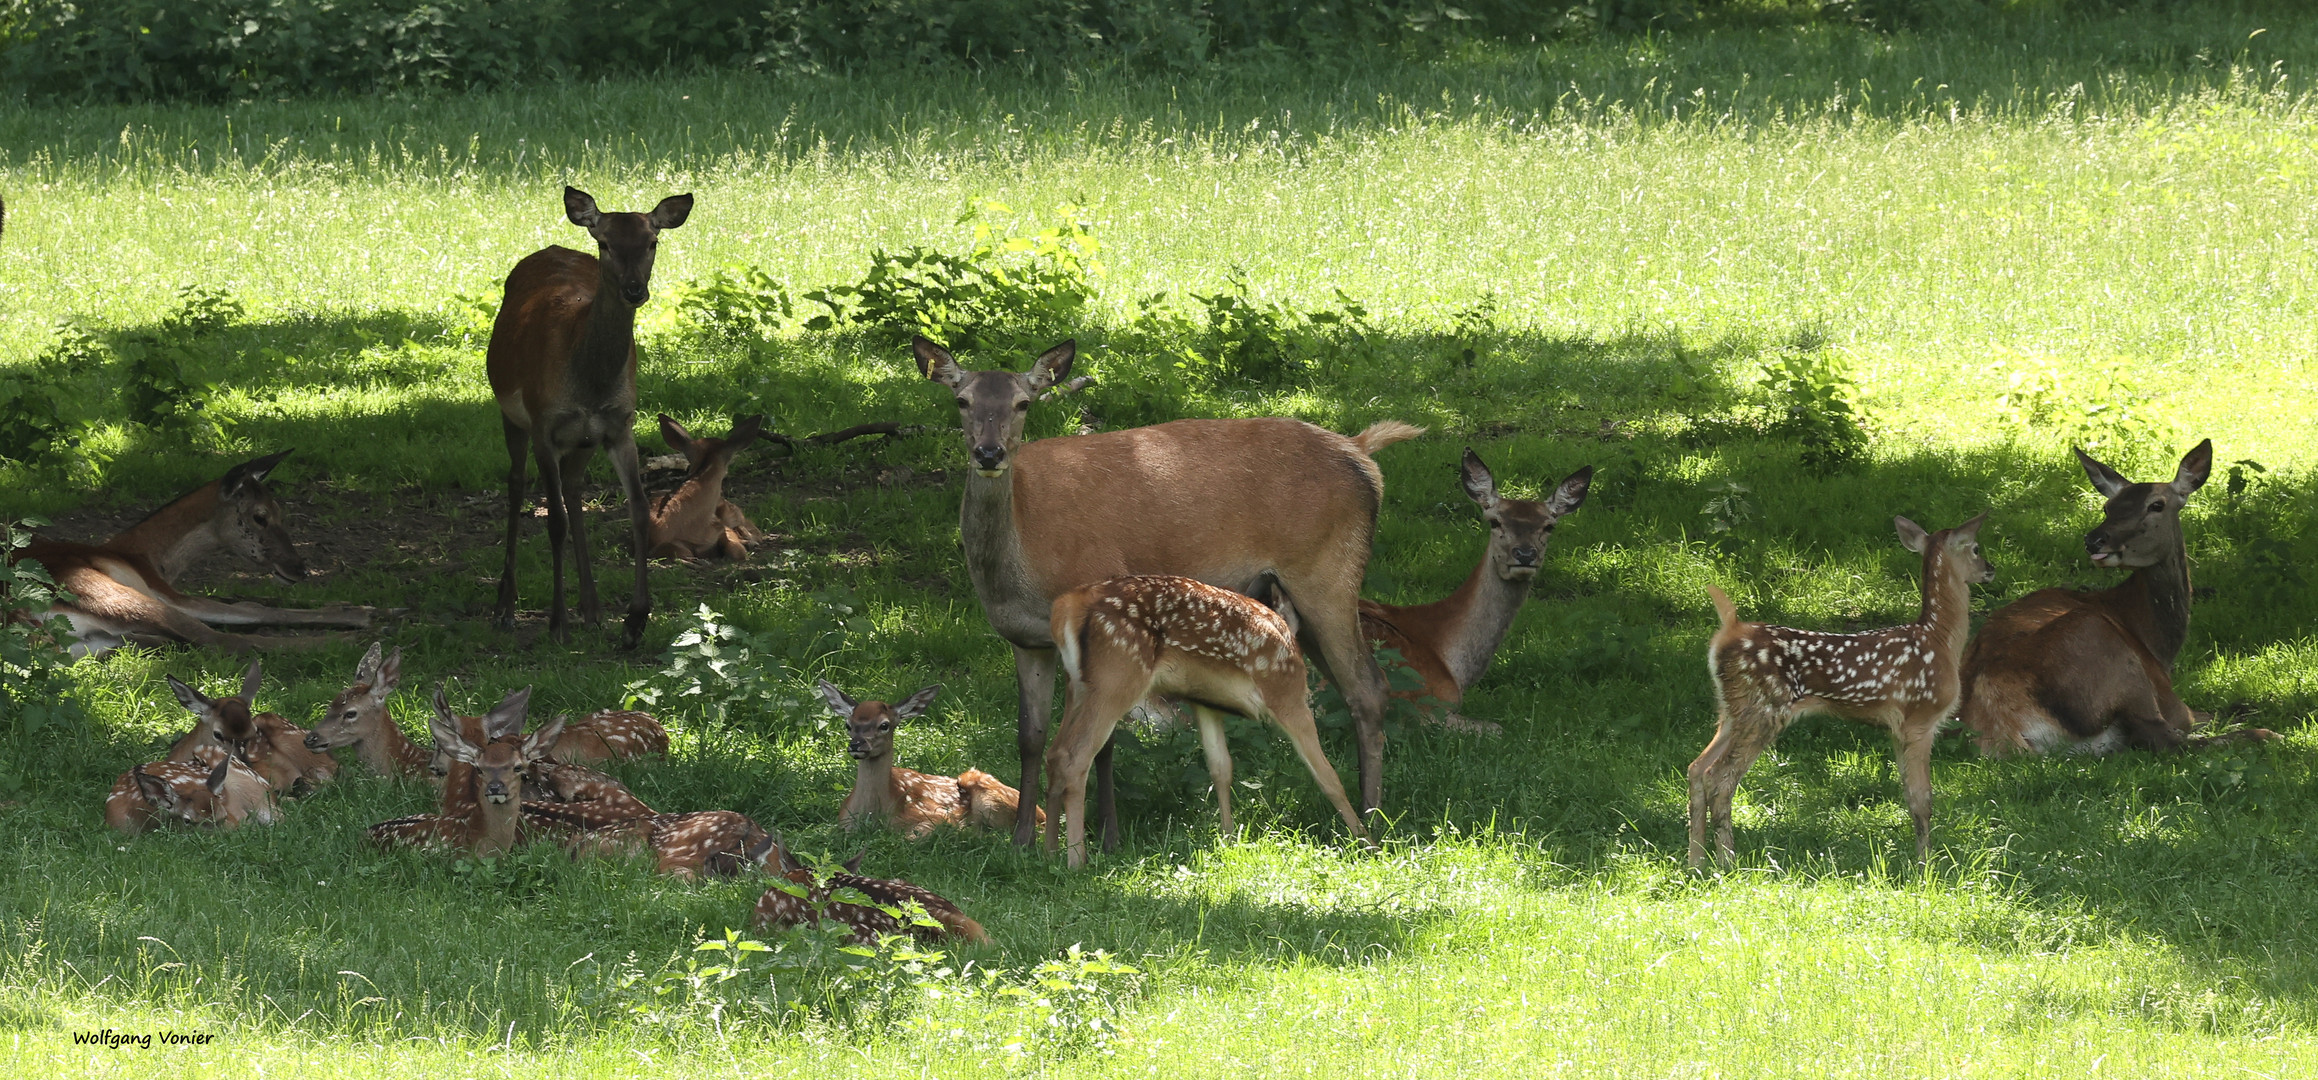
956,768,1037,833
753,844,989,944
1688,514,1993,870
368,695,563,857
1044,574,1369,868
10,451,369,657
1960,441,2278,755
544,709,668,766
106,757,276,835
162,660,265,760
821,680,1043,840
523,757,655,825
648,414,769,560
563,810,773,879
1360,448,1591,734
304,643,430,777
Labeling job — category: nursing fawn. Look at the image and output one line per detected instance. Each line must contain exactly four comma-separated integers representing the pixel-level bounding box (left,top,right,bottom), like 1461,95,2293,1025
1044,575,1368,868
1688,515,1993,870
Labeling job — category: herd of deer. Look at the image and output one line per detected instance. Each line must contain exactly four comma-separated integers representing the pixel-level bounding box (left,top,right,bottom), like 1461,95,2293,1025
19,187,2281,947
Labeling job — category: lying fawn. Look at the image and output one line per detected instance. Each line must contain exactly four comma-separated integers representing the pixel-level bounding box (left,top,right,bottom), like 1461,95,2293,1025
303,642,430,777
163,661,334,794
648,413,768,560
524,753,656,825
369,693,562,856
1689,514,1993,870
820,680,1024,840
753,844,989,944
1045,574,1369,868
957,768,1041,833
1360,449,1591,734
546,708,668,765
563,810,773,879
162,660,265,760
106,757,276,835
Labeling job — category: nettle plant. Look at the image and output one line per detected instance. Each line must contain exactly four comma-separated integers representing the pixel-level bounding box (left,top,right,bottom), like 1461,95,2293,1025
1,518,87,796
1989,350,2173,466
1759,343,1869,474
624,604,807,749
800,201,1102,352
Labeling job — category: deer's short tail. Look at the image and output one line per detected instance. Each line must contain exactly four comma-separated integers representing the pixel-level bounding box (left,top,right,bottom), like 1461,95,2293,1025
1706,586,1740,629
1349,420,1425,457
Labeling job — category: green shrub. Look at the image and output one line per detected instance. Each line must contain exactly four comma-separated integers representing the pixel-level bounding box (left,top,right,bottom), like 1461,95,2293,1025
0,517,87,798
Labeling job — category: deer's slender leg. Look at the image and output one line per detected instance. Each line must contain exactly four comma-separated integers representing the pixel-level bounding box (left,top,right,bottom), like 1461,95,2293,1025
1289,583,1389,818
559,446,601,628
1096,734,1119,853
1012,645,1058,847
1271,705,1369,844
1193,704,1234,838
606,432,652,649
1687,713,1741,870
533,439,572,642
496,417,529,631
1894,720,1936,864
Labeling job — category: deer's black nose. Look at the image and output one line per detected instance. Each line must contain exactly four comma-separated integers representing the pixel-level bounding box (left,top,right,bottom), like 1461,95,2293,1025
1512,546,1540,565
624,285,649,305
971,444,1007,470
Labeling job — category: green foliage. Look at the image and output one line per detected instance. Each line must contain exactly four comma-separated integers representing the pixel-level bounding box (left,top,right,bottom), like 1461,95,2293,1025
678,264,796,343
0,517,86,798
1759,343,1869,474
802,201,1100,353
1989,351,2172,465
623,604,810,746
0,325,97,465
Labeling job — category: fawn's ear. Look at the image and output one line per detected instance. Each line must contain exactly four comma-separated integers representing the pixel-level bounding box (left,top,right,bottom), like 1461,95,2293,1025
1956,512,1989,539
659,414,693,453
522,717,567,763
2075,445,2129,498
564,187,602,229
239,659,264,702
1460,448,1500,509
915,336,966,388
892,684,942,721
2171,438,2213,497
204,756,233,795
745,833,779,868
1548,465,1594,517
725,414,767,451
354,641,383,684
483,687,533,741
816,680,859,720
374,648,404,696
167,675,211,713
647,193,694,231
1025,340,1075,392
1894,516,1931,554
843,848,866,874
429,709,481,767
133,767,177,809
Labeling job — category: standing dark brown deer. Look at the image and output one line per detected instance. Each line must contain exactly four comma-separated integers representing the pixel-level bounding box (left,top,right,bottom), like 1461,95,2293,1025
1959,441,2278,755
1360,449,1591,733
487,187,693,647
918,336,1420,848
1689,515,1993,869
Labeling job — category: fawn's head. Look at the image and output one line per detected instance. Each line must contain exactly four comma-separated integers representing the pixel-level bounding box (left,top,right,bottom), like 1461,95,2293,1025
2077,440,2210,570
916,337,1075,477
427,686,533,780
307,642,403,752
819,680,942,762
1895,513,1996,590
133,758,276,829
431,689,559,806
1460,449,1592,582
205,450,307,583
166,660,264,756
564,187,693,308
658,413,767,478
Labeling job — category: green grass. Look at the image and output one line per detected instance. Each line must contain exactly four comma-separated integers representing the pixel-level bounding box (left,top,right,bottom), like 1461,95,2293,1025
5,5,2318,1076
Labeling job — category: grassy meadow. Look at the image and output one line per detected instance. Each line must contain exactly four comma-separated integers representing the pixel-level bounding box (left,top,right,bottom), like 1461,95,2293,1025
4,4,2318,1076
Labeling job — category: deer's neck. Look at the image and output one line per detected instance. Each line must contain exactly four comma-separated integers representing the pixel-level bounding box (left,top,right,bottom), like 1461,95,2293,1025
1917,549,1976,660
1397,560,1536,691
2113,537,2192,671
471,790,525,856
958,469,1048,645
106,481,224,580
568,275,640,404
364,720,430,777
851,755,899,818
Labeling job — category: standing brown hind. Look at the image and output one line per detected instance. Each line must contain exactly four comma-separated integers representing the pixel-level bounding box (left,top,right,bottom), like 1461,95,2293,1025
648,414,768,560
919,336,1420,847
488,187,692,647
1688,515,1993,870
1959,441,2278,755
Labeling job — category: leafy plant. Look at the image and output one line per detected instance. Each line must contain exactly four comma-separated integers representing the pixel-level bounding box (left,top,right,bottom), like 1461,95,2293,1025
623,604,807,747
803,201,1100,352
1759,344,1868,473
1700,480,1756,535
1988,351,2173,464
0,517,87,798
680,264,796,341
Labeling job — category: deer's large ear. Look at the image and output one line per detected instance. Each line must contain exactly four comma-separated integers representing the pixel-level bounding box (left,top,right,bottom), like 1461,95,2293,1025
239,659,264,703
222,450,292,494
133,767,177,809
658,414,693,453
354,641,384,684
1895,516,1931,554
2171,439,2213,497
816,679,859,720
522,717,567,762
1460,448,1500,510
915,336,966,388
1548,465,1594,517
484,687,533,741
893,684,942,721
429,709,480,767
1025,340,1075,392
843,847,866,874
204,756,232,795
726,414,766,450
1957,512,1990,538
745,833,779,869
564,187,602,229
2075,446,2129,498
166,675,211,713
374,648,404,696
648,193,694,231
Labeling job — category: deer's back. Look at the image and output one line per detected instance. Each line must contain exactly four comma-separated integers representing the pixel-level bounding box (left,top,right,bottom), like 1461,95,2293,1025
486,245,603,413
1009,418,1384,596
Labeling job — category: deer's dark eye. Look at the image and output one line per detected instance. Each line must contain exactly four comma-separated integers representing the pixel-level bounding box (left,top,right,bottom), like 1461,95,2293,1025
2148,501,2165,513
254,513,268,525
879,722,892,731
343,710,358,721
955,398,969,409
1014,400,1030,412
